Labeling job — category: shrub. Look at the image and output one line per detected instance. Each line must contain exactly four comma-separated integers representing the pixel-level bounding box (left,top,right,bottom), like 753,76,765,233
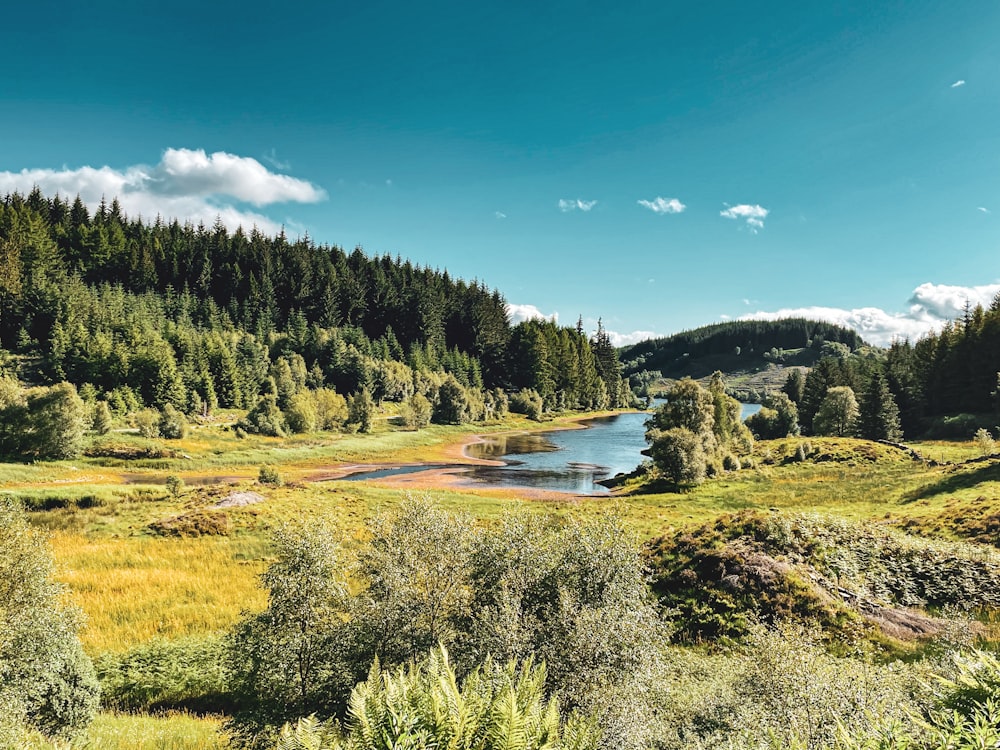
91,400,113,434
158,403,188,439
238,396,287,437
95,635,232,714
347,388,375,433
0,498,99,738
258,465,282,487
975,427,996,456
399,392,432,429
647,427,706,485
284,392,318,434
134,408,160,439
165,474,184,497
510,388,544,421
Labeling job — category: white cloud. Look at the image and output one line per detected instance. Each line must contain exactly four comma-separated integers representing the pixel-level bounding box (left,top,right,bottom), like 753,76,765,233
606,329,662,347
507,303,559,325
721,203,769,232
559,198,597,212
495,211,507,219
638,196,686,214
978,206,990,213
0,148,326,234
737,282,1000,347
951,79,966,88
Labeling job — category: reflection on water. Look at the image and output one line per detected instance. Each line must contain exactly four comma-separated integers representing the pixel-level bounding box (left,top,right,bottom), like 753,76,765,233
338,403,762,496
339,464,451,481
462,413,650,495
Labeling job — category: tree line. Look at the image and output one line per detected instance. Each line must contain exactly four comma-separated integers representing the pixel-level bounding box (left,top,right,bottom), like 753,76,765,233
0,190,629,458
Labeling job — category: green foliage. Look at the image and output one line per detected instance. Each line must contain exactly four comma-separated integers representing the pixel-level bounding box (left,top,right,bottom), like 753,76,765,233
647,427,707,486
228,502,668,750
646,376,754,485
134,408,160,439
258,465,283,487
7,382,89,459
399,392,432,429
91,399,113,434
509,388,544,421
645,510,1000,642
0,497,99,739
747,391,800,439
974,427,996,455
349,499,476,666
228,522,349,748
313,388,349,431
620,318,864,379
432,374,472,424
158,403,189,439
165,474,185,497
858,368,903,441
276,647,600,750
285,391,319,434
814,386,860,437
95,635,232,714
240,395,288,437
347,388,375,433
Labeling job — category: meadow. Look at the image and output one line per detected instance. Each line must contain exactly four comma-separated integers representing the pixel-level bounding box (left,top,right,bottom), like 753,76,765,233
5,410,1000,749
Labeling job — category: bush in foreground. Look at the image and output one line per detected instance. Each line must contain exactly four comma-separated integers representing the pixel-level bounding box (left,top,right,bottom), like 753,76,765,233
0,498,99,741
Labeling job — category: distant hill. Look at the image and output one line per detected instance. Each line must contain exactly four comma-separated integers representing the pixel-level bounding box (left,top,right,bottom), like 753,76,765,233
621,319,867,391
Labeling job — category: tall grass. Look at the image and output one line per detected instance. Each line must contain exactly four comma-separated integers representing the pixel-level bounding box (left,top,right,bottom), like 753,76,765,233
50,533,267,653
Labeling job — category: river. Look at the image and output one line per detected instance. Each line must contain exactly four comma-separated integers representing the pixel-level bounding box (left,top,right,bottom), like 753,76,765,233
340,403,762,496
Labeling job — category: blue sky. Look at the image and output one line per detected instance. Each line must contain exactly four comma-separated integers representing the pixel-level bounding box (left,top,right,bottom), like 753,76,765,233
3,1,999,346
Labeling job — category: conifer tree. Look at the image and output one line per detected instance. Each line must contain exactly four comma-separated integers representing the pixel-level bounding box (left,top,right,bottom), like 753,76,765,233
858,369,903,441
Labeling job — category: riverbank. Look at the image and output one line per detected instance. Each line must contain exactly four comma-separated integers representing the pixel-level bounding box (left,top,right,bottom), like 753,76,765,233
299,408,639,497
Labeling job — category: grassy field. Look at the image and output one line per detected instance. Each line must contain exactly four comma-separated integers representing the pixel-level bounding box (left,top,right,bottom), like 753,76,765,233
6,413,1000,748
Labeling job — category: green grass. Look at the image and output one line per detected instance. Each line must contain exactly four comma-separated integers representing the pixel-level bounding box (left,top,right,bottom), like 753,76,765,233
13,712,227,749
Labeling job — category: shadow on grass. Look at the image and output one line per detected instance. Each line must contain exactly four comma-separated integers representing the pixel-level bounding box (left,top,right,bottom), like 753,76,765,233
902,460,1000,503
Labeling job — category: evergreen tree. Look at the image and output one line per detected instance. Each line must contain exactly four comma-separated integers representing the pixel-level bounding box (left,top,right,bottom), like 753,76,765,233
782,368,806,405
857,369,903,441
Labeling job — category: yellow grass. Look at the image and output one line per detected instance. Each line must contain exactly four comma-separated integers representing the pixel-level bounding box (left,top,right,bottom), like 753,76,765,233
79,712,227,749
50,533,267,654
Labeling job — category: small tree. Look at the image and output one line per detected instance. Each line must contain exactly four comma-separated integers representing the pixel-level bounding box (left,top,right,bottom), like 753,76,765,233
239,395,287,437
165,474,185,497
228,523,348,746
158,403,189,440
975,428,996,456
510,388,544,421
347,388,375,433
782,368,806,405
812,386,859,437
0,498,99,739
432,375,471,425
400,392,432,429
91,400,113,435
313,388,348,431
25,382,88,459
134,409,160,439
647,427,707,485
258,465,283,487
284,392,318,434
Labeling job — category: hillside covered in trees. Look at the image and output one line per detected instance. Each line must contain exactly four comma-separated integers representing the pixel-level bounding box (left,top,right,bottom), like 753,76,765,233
0,190,630,458
621,318,867,384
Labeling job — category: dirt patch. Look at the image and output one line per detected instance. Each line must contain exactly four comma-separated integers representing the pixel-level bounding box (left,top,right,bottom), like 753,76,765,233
210,491,265,509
